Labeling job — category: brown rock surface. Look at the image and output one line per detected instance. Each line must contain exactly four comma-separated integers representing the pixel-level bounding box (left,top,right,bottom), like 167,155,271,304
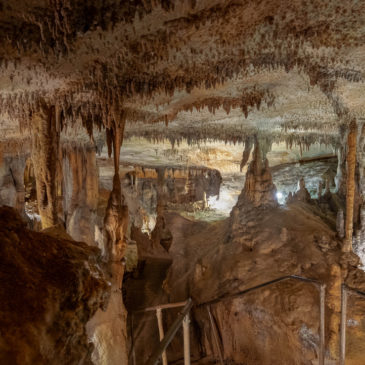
0,206,110,365
128,193,365,364
1,1,365,364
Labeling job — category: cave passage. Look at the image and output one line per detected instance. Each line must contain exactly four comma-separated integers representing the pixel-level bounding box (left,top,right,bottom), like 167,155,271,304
1,1,365,365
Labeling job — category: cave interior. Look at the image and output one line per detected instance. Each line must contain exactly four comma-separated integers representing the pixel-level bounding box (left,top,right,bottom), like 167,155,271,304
1,1,365,364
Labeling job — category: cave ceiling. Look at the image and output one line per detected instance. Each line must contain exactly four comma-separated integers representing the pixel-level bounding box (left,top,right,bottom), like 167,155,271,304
0,0,364,146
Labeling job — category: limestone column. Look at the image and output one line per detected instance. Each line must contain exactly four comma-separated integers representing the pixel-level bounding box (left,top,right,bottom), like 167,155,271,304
31,103,60,229
353,123,365,264
343,120,357,252
62,143,99,245
87,120,129,365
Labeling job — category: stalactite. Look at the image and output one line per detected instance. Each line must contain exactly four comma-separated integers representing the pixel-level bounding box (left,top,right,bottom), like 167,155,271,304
344,120,357,252
240,137,253,172
124,121,341,149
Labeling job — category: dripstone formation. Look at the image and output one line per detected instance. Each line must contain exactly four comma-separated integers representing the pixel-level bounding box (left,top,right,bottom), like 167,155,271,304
1,1,365,365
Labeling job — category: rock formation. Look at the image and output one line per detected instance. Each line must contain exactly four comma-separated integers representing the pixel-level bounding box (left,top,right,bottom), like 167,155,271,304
1,1,365,364
87,122,129,365
229,140,277,248
287,177,312,203
238,141,277,208
31,103,60,229
87,172,129,365
62,143,99,245
0,149,28,215
0,206,109,365
344,120,357,252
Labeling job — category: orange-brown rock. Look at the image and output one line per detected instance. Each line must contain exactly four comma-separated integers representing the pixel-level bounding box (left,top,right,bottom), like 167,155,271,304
31,103,60,229
0,206,109,365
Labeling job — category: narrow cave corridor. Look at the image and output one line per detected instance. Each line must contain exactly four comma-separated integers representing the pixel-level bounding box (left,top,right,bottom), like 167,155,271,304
1,1,365,365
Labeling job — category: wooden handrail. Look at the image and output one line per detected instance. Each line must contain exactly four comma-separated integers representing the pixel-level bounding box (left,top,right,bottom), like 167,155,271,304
130,300,191,365
198,275,325,365
133,300,188,314
197,275,323,307
344,285,365,298
145,298,193,365
132,275,326,365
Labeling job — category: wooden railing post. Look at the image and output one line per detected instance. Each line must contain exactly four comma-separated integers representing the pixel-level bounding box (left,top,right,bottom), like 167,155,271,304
156,308,168,365
137,276,331,365
340,284,347,365
183,313,191,365
319,284,326,365
339,285,365,365
146,299,193,365
131,313,137,365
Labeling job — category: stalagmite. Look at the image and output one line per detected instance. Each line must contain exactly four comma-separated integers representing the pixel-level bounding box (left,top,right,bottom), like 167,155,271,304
104,173,129,262
150,167,173,252
325,178,331,195
31,102,60,229
291,177,311,203
343,120,357,252
185,170,196,202
241,141,277,207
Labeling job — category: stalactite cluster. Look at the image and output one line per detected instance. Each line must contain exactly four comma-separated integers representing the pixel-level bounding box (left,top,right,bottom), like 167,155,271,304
124,125,340,151
0,0,363,145
1,2,365,365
